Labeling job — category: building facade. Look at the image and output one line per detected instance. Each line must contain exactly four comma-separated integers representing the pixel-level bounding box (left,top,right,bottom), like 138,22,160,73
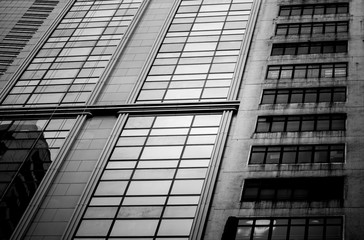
0,0,363,239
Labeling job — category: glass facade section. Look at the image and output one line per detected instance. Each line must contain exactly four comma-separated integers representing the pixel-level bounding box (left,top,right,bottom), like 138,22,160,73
2,0,144,107
136,0,253,103
236,217,343,240
74,114,222,239
0,117,76,239
279,3,349,16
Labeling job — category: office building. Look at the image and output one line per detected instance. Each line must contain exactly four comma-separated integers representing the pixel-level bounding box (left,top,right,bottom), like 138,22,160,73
0,0,363,239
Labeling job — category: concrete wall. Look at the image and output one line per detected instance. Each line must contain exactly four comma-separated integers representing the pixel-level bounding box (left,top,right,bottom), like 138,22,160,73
204,0,364,239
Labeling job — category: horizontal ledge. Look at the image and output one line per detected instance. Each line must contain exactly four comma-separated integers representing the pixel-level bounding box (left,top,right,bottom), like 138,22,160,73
0,101,240,119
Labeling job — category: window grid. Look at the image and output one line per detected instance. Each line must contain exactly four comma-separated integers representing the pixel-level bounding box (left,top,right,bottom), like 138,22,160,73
236,217,343,240
241,178,344,202
2,0,144,107
0,118,76,239
261,87,346,104
249,144,345,164
266,63,347,80
255,114,346,133
271,41,347,56
74,114,223,238
136,0,253,103
279,3,349,16
276,21,349,36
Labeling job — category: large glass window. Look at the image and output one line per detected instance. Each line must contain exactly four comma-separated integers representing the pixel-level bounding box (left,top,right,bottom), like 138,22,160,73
136,0,254,103
0,117,76,239
74,114,223,238
236,217,343,240
2,0,144,107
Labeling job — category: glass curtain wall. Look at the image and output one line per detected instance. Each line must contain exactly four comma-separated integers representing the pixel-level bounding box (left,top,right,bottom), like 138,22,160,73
136,0,253,103
2,0,144,107
74,114,222,239
0,117,76,239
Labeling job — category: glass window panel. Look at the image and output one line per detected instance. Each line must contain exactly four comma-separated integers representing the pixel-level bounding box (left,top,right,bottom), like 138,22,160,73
76,220,112,237
157,219,193,236
110,147,142,160
167,196,200,205
147,136,187,145
117,206,163,218
289,226,305,240
153,116,193,128
94,181,127,196
127,181,171,195
101,170,133,180
123,197,166,206
133,169,175,179
137,160,178,169
176,168,207,179
193,115,221,126
110,220,159,236
183,145,213,158
84,207,118,218
89,197,121,206
281,150,296,164
297,150,312,163
163,206,197,218
171,180,204,194
141,146,183,159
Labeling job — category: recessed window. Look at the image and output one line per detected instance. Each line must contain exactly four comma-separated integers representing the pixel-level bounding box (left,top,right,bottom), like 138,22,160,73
249,144,345,164
279,3,349,16
241,177,344,202
261,87,346,104
276,21,348,36
266,63,347,79
234,217,343,240
255,114,346,133
271,41,347,56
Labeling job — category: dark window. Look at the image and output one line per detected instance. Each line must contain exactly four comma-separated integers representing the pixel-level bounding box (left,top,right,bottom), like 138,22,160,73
271,41,347,56
279,3,349,16
241,177,344,202
275,22,349,36
249,144,345,164
266,63,347,80
255,114,346,133
235,217,343,240
261,87,346,104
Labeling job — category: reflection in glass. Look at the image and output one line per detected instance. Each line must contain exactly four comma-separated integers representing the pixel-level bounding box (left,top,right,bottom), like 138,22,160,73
0,118,75,239
75,113,223,238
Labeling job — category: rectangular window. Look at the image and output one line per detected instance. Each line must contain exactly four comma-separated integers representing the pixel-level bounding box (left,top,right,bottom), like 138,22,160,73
276,21,349,36
271,41,347,56
241,177,344,202
249,144,345,164
266,63,347,79
279,3,349,16
255,114,346,133
236,217,343,240
261,87,346,104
